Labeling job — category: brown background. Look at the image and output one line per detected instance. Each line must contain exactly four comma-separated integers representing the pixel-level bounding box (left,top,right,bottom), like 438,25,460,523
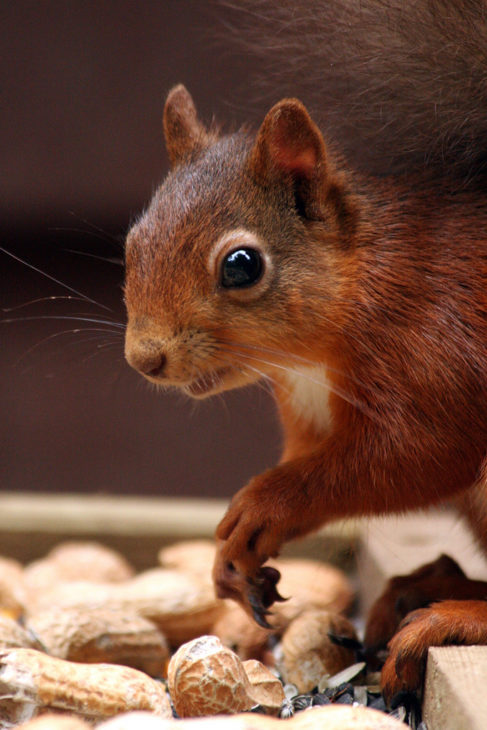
0,1,282,498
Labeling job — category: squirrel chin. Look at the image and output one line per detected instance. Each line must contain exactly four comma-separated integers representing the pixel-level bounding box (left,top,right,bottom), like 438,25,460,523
181,366,251,399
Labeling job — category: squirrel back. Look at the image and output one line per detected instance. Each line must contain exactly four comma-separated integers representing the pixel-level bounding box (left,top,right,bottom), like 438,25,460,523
222,0,487,183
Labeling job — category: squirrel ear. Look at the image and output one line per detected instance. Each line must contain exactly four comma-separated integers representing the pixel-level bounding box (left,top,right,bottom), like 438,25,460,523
163,85,213,167
249,99,329,219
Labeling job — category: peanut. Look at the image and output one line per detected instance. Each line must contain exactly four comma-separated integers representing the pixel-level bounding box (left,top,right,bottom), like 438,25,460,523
167,635,255,717
0,614,40,651
29,569,224,647
28,607,169,676
279,609,358,692
15,713,91,729
241,659,285,715
0,648,172,723
96,705,407,729
24,541,134,600
0,556,28,618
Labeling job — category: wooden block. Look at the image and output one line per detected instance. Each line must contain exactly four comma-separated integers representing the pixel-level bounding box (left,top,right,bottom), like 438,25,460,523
357,511,487,614
423,646,487,730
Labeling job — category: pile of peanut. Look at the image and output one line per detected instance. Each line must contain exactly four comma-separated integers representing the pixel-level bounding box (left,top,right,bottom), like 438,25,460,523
0,540,402,729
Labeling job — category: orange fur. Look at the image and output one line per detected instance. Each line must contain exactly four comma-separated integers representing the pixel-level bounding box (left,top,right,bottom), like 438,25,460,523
381,601,487,702
364,555,487,654
124,32,487,697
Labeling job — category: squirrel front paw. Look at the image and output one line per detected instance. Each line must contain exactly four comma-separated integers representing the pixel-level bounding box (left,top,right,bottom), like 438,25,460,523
212,547,285,627
212,467,326,625
212,478,289,626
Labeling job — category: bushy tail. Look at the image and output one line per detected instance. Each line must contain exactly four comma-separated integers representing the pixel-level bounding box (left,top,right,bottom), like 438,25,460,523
220,0,487,183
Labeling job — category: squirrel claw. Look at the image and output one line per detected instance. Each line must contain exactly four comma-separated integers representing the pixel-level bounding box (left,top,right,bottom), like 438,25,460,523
213,551,286,627
248,595,273,629
247,566,287,628
253,565,287,605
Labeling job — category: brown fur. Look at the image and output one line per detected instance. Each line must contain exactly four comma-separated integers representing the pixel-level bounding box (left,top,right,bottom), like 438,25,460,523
124,4,487,699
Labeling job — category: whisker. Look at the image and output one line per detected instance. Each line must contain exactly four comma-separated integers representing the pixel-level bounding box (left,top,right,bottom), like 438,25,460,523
44,334,123,360
2,295,88,313
216,337,325,373
18,337,123,377
220,346,379,421
216,336,374,393
47,213,124,250
63,249,123,265
2,315,125,329
68,310,125,325
240,362,284,398
218,337,318,367
95,340,123,349
67,211,125,248
0,246,112,312
80,343,123,366
12,327,123,366
49,227,118,246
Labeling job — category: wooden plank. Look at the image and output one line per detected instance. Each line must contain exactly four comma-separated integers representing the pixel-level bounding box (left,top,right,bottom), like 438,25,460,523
423,646,487,730
356,511,487,615
0,492,226,537
0,493,228,570
0,492,359,570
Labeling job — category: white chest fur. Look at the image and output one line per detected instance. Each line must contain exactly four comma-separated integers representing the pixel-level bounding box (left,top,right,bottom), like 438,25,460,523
283,364,332,433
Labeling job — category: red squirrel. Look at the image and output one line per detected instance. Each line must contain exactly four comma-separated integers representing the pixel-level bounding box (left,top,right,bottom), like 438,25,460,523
124,0,487,700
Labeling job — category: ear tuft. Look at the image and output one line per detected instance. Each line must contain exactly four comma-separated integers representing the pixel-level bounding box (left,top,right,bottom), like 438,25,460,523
163,85,214,167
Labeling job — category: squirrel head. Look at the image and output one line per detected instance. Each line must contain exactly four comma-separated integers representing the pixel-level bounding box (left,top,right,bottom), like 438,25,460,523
124,85,357,398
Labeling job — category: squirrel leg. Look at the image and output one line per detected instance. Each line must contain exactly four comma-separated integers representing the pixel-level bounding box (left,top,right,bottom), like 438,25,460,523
364,554,487,651
213,459,330,626
381,599,487,703
212,430,400,625
212,427,476,625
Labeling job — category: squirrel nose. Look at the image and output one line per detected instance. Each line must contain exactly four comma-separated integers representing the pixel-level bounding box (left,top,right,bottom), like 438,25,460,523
142,352,167,378
126,342,167,378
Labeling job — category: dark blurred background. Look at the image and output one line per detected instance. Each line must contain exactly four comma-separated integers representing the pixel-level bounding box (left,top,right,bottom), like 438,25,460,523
1,1,282,498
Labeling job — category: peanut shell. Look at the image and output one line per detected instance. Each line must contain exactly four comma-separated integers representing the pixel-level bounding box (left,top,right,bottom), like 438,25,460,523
212,602,273,661
288,705,407,729
28,607,169,676
29,569,224,646
0,614,40,651
167,635,255,717
0,648,172,722
24,541,134,596
280,609,357,692
158,540,216,580
97,712,176,729
15,713,91,729
0,556,29,618
268,558,354,627
97,705,406,729
129,569,225,645
242,659,285,714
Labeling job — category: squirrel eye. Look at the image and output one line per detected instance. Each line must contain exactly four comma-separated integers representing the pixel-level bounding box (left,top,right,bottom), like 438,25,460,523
220,248,263,288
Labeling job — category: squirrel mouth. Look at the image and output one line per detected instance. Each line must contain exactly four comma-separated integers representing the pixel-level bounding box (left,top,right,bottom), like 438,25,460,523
183,367,233,397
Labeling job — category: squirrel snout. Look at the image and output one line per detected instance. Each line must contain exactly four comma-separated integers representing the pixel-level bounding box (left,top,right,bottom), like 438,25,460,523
125,341,167,378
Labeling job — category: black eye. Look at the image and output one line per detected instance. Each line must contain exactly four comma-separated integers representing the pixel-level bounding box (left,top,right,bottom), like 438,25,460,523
220,248,263,288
